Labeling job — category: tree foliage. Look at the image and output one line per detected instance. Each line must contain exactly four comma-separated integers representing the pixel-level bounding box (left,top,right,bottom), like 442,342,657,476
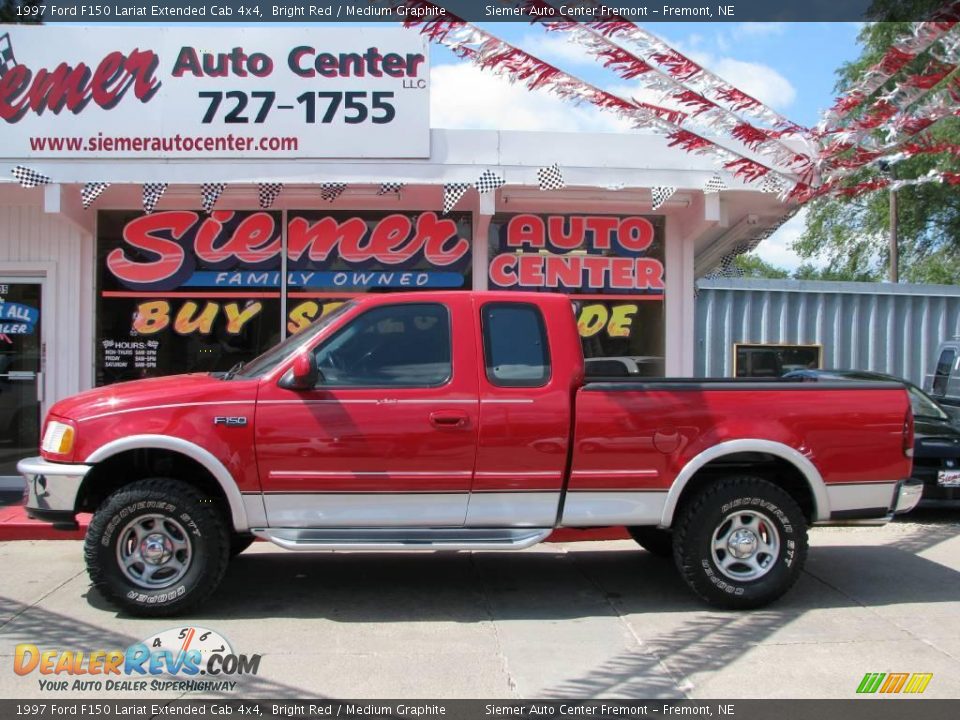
797,22,960,284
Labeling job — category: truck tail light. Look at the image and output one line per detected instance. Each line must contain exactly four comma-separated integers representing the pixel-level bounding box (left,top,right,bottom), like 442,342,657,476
903,407,914,459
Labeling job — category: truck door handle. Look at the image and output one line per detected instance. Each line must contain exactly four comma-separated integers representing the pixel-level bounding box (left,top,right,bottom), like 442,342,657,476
429,411,469,429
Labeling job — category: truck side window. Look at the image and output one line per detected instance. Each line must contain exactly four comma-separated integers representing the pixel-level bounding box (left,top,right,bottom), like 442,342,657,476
314,303,451,387
481,303,551,387
932,349,956,396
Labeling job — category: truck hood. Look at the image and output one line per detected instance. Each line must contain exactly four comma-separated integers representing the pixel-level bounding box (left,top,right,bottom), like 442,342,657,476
48,373,258,422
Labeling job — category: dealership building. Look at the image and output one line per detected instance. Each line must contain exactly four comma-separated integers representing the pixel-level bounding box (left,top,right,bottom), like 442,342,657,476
0,26,793,484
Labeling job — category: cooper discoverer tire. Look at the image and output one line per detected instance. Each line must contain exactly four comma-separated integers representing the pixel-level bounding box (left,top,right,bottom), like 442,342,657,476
628,526,673,558
672,475,808,609
230,533,256,556
84,478,229,617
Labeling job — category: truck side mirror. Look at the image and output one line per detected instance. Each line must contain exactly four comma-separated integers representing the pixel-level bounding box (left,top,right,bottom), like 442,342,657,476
279,352,320,390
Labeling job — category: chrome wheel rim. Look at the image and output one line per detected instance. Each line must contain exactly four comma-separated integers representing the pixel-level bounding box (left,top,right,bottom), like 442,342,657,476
710,509,780,582
116,513,192,589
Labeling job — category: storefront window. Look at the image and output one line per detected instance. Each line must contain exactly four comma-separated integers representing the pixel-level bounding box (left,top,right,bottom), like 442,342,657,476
734,344,822,378
488,213,665,375
96,210,283,385
284,210,472,336
96,210,472,384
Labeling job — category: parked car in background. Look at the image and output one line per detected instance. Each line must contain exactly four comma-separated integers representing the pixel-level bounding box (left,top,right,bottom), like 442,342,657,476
927,339,960,408
584,355,662,378
784,369,960,503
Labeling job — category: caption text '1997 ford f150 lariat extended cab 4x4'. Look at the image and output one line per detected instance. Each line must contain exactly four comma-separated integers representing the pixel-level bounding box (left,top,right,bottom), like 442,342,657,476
20,292,921,616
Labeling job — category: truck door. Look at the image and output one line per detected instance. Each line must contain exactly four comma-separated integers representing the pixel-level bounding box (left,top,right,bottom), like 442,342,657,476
255,296,479,527
467,298,577,527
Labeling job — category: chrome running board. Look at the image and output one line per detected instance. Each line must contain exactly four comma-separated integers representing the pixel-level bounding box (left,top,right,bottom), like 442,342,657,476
251,527,552,551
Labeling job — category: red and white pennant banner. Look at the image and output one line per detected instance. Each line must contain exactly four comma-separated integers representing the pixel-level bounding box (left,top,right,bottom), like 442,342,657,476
820,1,960,131
388,0,806,198
518,0,815,180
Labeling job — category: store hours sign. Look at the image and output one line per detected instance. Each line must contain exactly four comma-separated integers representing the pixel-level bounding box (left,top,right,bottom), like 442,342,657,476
1,27,429,158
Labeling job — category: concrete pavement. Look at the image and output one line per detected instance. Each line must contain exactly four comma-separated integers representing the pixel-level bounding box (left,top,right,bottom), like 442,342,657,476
0,509,958,700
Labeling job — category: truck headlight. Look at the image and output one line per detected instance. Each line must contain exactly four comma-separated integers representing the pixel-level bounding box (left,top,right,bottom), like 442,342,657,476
42,421,76,456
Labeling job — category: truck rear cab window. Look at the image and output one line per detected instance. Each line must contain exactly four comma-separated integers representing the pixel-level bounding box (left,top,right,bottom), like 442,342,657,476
932,348,956,396
314,303,451,387
481,303,551,387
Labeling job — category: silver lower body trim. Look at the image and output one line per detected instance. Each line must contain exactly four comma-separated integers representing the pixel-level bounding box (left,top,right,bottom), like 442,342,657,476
560,491,668,526
261,492,469,528
252,527,552,551
18,456,91,515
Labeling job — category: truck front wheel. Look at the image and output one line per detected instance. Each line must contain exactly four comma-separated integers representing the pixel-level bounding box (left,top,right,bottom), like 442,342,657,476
85,478,230,616
672,476,808,609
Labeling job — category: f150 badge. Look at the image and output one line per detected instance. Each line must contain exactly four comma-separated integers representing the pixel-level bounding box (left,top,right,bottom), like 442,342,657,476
213,416,248,426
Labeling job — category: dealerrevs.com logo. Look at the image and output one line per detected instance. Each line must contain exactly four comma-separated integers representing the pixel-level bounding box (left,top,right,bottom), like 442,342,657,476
856,672,933,694
13,627,261,693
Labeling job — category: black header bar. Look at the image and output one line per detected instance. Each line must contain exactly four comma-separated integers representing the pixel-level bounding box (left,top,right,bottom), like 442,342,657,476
7,0,958,23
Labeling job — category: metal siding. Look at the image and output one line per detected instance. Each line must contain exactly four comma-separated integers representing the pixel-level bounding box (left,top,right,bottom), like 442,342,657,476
0,205,94,413
696,279,960,387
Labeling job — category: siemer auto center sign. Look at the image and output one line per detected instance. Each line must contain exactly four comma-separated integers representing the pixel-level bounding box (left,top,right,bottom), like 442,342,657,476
0,26,430,158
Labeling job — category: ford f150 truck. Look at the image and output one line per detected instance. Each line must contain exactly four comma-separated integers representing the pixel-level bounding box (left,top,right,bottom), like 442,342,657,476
20,291,921,616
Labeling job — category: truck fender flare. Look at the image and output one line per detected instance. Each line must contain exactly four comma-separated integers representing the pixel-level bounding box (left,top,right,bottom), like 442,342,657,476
85,434,249,532
659,438,830,527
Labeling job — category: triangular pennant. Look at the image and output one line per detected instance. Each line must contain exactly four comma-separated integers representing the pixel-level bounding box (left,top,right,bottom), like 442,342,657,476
142,183,167,214
258,183,282,209
80,182,110,209
320,182,346,202
537,163,565,191
704,173,727,194
201,183,225,213
442,182,470,214
475,169,505,194
377,182,405,196
650,186,676,211
11,165,52,188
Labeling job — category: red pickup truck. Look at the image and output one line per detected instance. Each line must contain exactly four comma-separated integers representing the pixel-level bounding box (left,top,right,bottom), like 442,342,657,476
21,291,920,616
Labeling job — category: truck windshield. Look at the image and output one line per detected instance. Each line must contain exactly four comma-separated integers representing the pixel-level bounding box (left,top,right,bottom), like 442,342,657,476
230,302,355,379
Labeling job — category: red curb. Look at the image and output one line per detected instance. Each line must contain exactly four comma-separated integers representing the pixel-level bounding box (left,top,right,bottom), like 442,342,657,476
0,502,629,543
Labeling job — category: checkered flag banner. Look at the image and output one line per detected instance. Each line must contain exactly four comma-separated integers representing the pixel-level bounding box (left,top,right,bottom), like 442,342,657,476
442,182,470,214
258,183,282,209
200,183,225,213
142,183,167,214
760,174,785,195
651,186,676,211
0,34,17,79
11,165,52,188
81,182,110,209
320,182,346,203
377,182,405,196
537,163,564,191
704,174,727,194
475,169,505,194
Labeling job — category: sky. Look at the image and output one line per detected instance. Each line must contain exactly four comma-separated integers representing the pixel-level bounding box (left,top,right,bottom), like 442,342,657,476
422,21,865,271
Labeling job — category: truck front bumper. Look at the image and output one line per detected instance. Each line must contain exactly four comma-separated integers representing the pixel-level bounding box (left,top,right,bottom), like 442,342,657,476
18,456,92,530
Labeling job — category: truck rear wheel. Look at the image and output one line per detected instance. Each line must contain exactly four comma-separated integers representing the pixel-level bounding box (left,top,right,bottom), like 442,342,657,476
85,478,230,616
628,527,673,558
672,476,808,609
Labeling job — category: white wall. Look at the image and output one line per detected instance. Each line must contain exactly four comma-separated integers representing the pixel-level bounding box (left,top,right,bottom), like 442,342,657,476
0,192,95,414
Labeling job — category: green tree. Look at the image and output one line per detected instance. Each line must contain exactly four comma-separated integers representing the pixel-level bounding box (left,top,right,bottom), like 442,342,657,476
733,253,790,279
0,0,44,22
796,22,960,284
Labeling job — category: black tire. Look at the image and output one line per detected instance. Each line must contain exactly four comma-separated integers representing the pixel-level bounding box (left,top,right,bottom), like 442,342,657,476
628,526,673,558
672,475,808,609
230,533,255,556
85,478,230,617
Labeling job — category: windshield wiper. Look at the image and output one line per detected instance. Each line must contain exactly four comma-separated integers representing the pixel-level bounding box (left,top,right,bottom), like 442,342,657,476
222,361,245,381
